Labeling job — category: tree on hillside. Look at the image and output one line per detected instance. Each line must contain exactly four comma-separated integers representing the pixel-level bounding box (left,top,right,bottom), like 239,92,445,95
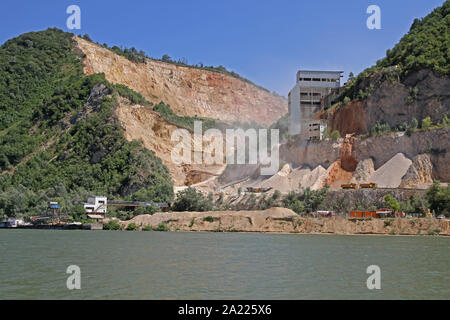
330,130,341,140
384,194,401,212
173,187,214,212
348,72,355,82
426,181,450,216
162,54,172,62
82,34,92,42
421,116,432,129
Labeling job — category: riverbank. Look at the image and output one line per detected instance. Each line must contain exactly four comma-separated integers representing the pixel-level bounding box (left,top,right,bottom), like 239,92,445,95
119,207,450,236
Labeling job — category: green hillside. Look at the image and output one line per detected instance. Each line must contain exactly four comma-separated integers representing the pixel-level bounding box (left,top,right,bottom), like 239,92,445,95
339,0,449,101
0,28,173,219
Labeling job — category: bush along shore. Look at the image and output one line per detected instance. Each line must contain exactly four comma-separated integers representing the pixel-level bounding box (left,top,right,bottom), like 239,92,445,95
113,208,450,236
100,182,449,236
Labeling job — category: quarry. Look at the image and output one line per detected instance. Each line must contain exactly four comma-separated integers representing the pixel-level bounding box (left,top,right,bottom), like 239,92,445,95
70,33,450,225
2,17,449,231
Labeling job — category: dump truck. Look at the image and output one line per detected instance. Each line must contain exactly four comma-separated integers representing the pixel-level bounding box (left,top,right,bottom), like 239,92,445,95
350,211,377,218
341,183,358,190
360,183,378,189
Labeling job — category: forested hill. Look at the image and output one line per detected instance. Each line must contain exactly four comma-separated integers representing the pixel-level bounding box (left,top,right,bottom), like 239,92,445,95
0,28,173,219
326,1,449,136
339,0,449,102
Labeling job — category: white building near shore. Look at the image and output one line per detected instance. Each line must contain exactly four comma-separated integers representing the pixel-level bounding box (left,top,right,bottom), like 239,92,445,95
83,196,107,214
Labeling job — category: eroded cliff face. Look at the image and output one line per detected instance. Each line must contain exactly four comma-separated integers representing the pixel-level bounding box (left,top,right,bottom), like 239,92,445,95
329,100,367,136
116,97,225,186
400,154,434,188
354,128,450,182
275,127,449,189
329,70,450,135
75,37,287,125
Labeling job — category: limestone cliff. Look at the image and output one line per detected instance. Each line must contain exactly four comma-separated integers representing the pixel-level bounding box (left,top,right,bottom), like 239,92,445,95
279,128,449,185
75,37,287,125
400,154,434,188
214,127,444,193
116,97,225,186
328,70,450,135
327,3,449,134
73,37,288,187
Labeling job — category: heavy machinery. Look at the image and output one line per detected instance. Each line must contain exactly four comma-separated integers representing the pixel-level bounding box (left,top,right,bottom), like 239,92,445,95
360,183,378,189
341,183,358,190
350,211,377,218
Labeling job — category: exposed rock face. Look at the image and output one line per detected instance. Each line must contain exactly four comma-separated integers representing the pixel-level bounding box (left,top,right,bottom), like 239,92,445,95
329,100,367,135
350,158,375,184
323,160,353,189
279,128,449,184
116,98,225,186
74,37,289,187
329,70,450,135
279,138,342,170
340,136,358,171
75,37,287,125
219,127,447,192
400,154,434,188
354,128,450,182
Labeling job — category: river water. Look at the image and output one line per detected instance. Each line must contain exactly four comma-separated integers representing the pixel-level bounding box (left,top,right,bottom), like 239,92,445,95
0,229,449,299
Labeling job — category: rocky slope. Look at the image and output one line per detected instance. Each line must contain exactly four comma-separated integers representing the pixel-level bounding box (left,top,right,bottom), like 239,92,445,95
328,2,449,134
215,127,448,195
119,207,450,236
0,29,174,218
279,128,449,186
328,70,450,135
74,37,289,187
218,3,449,196
116,97,225,186
75,37,287,125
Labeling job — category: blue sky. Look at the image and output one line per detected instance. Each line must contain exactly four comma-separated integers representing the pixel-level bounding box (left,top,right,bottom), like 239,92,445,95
0,0,445,96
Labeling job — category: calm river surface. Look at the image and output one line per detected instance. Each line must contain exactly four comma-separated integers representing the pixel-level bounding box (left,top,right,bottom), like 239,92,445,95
0,230,449,299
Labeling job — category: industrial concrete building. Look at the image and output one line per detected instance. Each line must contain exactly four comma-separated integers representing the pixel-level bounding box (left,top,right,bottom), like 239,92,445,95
306,120,327,141
288,70,343,138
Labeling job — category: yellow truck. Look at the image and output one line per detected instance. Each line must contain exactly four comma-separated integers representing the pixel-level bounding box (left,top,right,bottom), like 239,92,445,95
360,183,378,189
341,183,358,190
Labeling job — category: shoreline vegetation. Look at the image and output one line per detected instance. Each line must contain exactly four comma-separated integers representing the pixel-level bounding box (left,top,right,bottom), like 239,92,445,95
110,208,450,237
